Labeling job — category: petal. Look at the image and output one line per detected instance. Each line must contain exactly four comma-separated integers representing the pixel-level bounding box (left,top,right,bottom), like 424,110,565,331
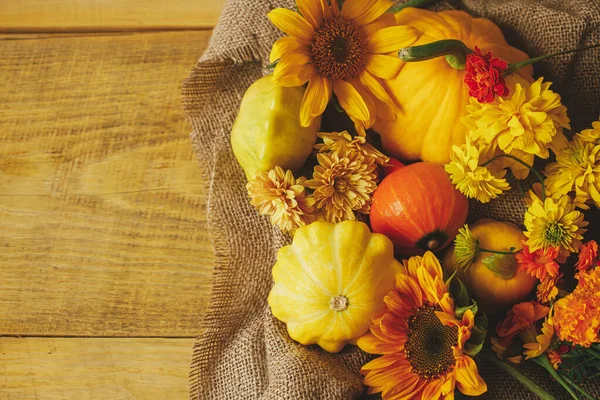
333,80,370,123
360,12,397,38
365,54,403,79
422,379,445,399
358,70,398,113
297,0,323,29
455,356,488,396
361,354,402,371
357,332,404,355
300,75,332,127
273,52,313,87
267,8,315,44
366,25,419,54
270,36,307,63
341,0,393,26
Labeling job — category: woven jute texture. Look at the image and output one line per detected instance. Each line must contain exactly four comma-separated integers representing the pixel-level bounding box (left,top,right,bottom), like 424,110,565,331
182,0,600,398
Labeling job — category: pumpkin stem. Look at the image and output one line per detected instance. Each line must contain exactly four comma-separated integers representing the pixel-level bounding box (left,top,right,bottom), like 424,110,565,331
398,39,473,70
504,43,600,75
330,295,349,312
416,230,449,253
388,0,438,13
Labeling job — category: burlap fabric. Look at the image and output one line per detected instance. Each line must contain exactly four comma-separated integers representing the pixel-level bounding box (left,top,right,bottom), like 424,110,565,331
182,1,600,398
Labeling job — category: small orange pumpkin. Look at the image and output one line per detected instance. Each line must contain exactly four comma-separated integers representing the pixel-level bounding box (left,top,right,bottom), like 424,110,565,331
370,162,468,256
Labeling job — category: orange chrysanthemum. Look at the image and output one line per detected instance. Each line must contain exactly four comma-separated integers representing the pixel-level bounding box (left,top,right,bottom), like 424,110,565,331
496,301,550,340
515,241,560,281
553,267,600,347
576,240,599,272
268,0,419,131
536,273,561,304
357,252,487,399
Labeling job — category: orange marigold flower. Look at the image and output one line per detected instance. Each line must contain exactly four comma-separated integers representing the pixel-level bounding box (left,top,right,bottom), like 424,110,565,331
357,252,487,399
497,301,550,340
536,273,561,304
464,46,509,103
553,267,600,347
576,240,599,272
516,241,560,281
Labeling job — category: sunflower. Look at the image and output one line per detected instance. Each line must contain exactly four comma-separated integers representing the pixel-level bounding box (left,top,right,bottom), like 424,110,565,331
357,252,487,399
544,136,600,209
523,192,588,257
463,77,570,179
444,139,510,203
267,0,419,131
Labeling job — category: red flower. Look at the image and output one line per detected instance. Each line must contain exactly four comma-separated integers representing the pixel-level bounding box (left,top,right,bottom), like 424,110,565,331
576,240,599,271
516,242,560,281
464,46,509,103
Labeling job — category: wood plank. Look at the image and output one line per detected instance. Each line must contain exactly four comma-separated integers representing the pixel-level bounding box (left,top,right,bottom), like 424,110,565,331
0,31,215,336
0,337,195,399
0,0,224,32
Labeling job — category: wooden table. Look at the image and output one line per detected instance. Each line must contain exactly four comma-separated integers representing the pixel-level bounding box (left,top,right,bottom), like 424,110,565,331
0,2,221,398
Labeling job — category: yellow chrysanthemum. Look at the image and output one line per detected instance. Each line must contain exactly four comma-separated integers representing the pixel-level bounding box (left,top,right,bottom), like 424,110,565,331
358,252,487,399
578,120,600,144
247,166,314,233
544,136,600,209
314,130,389,165
463,77,570,178
524,192,588,257
305,147,377,223
445,139,510,203
267,0,419,131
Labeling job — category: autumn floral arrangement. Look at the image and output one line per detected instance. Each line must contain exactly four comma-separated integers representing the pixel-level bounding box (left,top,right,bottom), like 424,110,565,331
229,0,600,398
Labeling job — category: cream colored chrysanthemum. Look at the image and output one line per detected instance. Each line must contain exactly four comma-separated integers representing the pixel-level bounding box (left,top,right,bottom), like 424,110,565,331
544,136,600,209
305,148,377,223
578,120,600,144
314,130,389,166
444,139,510,203
524,192,588,257
247,166,314,233
463,77,570,178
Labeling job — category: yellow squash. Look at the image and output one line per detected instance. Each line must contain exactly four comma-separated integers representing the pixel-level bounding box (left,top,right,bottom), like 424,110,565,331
443,219,537,313
373,9,533,164
268,220,401,353
231,75,319,180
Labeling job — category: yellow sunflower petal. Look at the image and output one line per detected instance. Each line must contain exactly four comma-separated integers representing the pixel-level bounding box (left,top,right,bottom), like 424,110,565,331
361,354,402,371
360,12,397,38
422,378,445,399
270,36,307,63
357,332,405,354
341,0,393,26
300,75,332,127
333,79,370,124
366,25,419,54
273,53,314,87
455,356,488,396
267,8,315,44
364,53,404,80
297,0,324,29
358,70,398,113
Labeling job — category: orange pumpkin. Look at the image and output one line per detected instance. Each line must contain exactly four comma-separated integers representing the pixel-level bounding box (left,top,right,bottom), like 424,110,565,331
370,162,468,256
443,219,537,313
373,8,533,164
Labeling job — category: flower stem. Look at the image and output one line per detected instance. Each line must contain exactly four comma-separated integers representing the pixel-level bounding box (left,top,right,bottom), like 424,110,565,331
479,247,521,255
480,349,556,400
534,355,581,400
389,0,438,12
398,39,473,69
480,153,547,201
561,374,596,400
505,43,600,75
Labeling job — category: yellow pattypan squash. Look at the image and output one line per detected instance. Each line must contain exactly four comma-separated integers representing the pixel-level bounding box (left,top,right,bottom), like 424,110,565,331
443,219,537,313
268,220,401,353
373,9,533,165
231,75,320,180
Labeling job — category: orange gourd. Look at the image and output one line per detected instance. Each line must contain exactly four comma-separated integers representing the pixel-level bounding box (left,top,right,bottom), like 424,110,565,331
370,162,468,256
373,8,533,164
443,219,537,313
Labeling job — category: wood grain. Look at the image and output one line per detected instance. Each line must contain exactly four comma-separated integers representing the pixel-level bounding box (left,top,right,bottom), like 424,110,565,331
0,0,224,32
0,31,215,337
0,337,194,399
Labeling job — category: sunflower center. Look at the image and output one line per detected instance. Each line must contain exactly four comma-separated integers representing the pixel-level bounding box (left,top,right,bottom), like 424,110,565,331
405,304,458,380
309,17,366,81
544,222,568,247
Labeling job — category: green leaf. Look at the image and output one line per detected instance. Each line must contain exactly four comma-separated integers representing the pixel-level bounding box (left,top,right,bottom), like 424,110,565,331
482,253,517,280
449,278,470,307
464,342,484,357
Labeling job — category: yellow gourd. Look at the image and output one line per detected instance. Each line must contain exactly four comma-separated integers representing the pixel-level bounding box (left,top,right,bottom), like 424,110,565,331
443,219,537,313
268,220,401,353
231,75,320,180
373,9,533,164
